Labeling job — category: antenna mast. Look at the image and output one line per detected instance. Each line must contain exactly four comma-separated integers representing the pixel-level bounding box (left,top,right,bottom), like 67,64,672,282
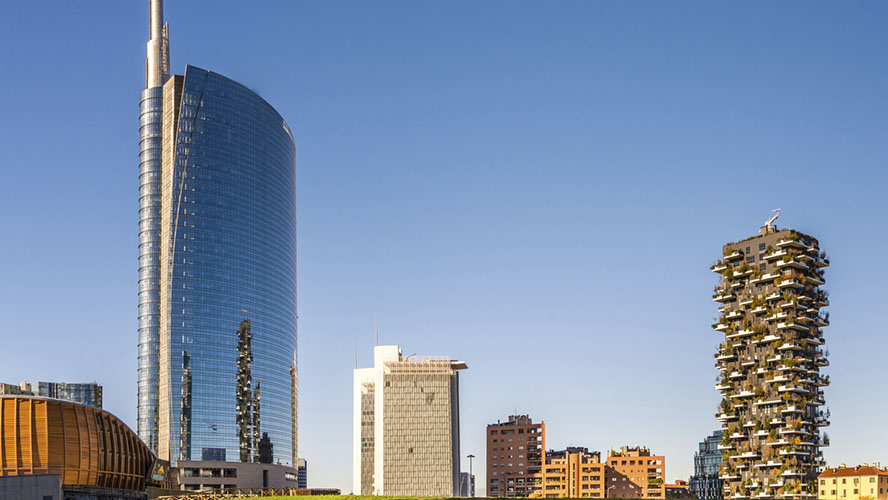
146,0,170,89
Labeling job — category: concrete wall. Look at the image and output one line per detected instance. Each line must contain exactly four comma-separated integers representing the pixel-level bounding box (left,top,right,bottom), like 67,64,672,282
0,474,62,500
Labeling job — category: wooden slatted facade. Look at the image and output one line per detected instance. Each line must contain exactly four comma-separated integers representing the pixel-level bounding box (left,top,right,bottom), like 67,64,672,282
0,396,155,492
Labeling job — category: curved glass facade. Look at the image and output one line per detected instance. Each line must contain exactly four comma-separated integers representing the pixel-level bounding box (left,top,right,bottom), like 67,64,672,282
138,85,163,451
155,66,297,465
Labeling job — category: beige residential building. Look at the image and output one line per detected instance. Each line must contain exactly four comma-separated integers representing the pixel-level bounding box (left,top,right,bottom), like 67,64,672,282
818,465,888,500
353,345,467,496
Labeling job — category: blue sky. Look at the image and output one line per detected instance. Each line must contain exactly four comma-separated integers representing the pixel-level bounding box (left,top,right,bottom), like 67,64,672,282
1,0,886,493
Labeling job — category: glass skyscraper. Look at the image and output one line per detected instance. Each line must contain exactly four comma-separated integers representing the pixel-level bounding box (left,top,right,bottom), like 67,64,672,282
138,0,297,466
689,430,723,499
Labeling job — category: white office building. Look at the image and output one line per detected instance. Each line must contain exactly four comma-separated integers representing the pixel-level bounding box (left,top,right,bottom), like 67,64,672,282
353,345,467,496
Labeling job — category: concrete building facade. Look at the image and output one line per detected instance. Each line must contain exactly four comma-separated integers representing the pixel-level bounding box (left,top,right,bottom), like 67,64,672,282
353,345,466,496
712,216,830,499
487,415,546,497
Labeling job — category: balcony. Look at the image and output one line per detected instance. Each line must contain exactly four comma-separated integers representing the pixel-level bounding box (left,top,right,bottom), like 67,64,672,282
717,412,739,422
716,352,737,361
725,310,743,320
714,293,735,303
750,306,767,315
780,469,805,477
778,448,807,456
816,257,830,268
725,250,743,261
779,428,806,435
781,405,803,414
715,323,730,332
777,279,803,289
777,259,807,270
712,262,728,273
729,371,744,379
727,329,753,340
766,292,782,301
778,342,803,351
764,250,789,261
753,398,781,407
732,268,754,279
730,390,755,399
777,238,806,249
777,321,808,331
716,383,732,391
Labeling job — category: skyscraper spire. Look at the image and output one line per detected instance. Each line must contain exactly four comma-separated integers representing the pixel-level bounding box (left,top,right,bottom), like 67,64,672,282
146,0,169,88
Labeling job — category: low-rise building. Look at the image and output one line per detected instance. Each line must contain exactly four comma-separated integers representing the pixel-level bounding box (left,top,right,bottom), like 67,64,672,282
818,465,888,500
665,479,694,499
174,460,300,492
606,446,665,499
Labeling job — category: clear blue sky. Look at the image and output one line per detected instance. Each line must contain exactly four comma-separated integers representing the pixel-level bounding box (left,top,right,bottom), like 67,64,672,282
1,0,886,493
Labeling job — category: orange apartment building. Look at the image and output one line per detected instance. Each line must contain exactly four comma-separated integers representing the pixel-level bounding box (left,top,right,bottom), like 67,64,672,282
487,415,546,497
605,446,666,499
538,447,607,498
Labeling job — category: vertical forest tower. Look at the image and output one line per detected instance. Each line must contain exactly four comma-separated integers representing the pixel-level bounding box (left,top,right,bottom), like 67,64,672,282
711,214,830,499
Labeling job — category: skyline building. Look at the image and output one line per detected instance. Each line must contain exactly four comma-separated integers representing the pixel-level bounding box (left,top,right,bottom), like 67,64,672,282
137,0,297,465
711,214,830,499
689,429,723,500
0,381,102,409
486,414,545,497
353,345,467,496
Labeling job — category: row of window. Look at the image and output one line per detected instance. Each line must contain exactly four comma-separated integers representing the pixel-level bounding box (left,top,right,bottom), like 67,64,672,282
820,477,887,485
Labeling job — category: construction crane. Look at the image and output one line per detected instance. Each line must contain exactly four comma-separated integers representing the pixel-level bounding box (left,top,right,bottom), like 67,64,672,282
764,208,780,233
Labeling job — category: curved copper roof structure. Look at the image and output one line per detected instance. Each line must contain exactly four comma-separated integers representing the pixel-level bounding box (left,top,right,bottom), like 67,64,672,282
0,396,155,491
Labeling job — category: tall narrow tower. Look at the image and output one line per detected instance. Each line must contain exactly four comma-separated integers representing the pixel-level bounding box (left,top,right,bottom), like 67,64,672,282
137,0,170,451
711,216,830,499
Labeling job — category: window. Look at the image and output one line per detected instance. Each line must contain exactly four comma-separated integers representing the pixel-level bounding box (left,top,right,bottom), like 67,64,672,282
760,263,766,271
746,256,754,263
759,243,766,251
